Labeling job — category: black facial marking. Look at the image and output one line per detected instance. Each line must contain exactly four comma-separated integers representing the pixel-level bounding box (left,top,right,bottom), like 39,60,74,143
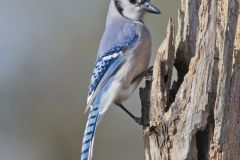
113,0,145,23
114,0,123,15
129,0,137,4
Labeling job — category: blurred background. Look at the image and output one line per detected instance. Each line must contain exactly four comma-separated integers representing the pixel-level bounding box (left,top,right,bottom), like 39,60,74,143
0,0,179,160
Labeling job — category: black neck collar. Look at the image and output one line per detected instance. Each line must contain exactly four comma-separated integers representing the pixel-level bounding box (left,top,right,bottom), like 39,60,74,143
113,0,144,23
114,0,124,16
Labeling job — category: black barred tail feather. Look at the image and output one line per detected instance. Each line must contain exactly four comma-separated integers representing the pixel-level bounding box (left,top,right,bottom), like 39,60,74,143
81,105,99,160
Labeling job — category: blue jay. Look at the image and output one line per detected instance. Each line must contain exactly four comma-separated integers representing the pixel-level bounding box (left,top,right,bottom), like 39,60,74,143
81,0,160,159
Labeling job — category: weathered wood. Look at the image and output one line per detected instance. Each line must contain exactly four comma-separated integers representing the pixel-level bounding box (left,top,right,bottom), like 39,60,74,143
140,0,240,159
142,19,175,160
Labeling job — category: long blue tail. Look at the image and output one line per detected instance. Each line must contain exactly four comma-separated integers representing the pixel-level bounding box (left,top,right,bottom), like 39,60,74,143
81,104,99,160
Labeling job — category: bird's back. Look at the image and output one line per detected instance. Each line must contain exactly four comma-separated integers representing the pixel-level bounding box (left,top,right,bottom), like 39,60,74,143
96,17,152,104
81,1,155,160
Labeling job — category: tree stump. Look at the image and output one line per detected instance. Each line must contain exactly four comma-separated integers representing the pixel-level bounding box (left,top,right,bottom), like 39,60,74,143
140,0,240,159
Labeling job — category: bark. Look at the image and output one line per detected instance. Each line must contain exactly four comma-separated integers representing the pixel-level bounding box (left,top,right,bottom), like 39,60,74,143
140,0,240,159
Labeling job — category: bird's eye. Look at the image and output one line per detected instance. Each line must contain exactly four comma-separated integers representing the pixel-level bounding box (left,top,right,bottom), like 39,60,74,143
129,0,137,4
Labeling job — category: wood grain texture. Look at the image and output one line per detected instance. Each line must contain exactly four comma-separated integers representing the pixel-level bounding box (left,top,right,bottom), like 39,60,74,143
140,0,240,159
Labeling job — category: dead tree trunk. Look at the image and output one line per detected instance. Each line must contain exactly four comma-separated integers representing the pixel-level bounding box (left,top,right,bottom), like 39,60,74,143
140,0,240,159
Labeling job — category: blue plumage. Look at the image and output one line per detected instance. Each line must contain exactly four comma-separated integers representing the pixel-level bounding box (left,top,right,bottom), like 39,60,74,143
82,80,113,160
82,32,139,160
81,105,99,160
81,0,160,159
88,35,138,98
104,34,138,56
88,53,119,97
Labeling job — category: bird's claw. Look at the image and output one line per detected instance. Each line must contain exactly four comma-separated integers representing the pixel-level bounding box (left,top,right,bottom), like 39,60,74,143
134,117,149,126
144,66,153,80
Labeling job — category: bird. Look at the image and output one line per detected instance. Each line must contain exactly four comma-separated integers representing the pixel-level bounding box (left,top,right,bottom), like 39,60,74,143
81,0,160,160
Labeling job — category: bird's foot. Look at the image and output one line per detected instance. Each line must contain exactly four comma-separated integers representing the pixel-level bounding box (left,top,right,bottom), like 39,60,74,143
144,66,153,80
131,66,154,84
115,102,149,126
133,117,149,126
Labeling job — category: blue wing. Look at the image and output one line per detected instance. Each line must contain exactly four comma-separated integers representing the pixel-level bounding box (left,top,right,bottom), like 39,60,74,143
86,34,139,111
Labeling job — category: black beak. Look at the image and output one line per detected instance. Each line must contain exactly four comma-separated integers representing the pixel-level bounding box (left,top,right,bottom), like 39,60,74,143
143,2,161,14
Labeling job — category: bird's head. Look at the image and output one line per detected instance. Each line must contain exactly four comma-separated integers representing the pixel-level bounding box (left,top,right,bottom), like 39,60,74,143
113,0,161,21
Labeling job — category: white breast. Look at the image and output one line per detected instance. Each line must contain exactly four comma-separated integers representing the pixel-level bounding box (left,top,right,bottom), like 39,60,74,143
114,26,152,103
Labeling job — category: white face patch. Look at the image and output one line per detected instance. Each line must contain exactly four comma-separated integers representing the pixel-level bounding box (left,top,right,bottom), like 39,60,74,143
114,0,145,21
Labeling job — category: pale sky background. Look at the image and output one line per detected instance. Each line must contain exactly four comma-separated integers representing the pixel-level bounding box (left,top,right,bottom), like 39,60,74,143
0,0,179,160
